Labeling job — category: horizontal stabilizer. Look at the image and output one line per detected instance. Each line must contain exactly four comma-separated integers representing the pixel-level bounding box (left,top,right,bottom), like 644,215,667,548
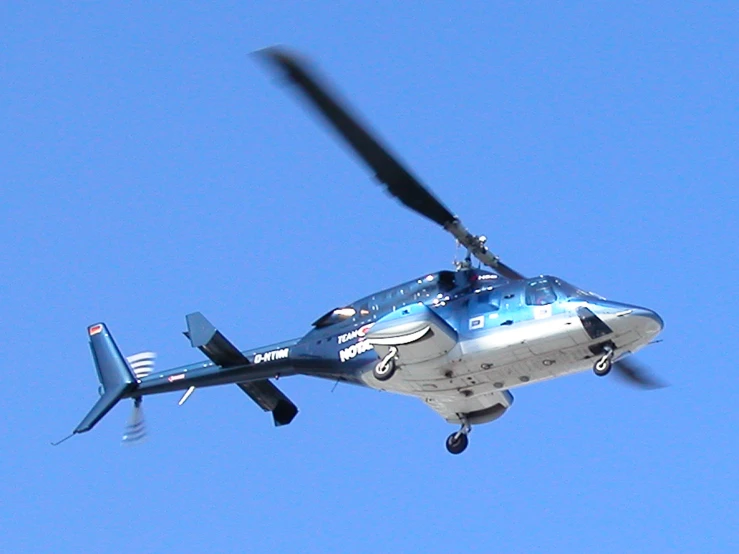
185,312,248,367
186,312,298,426
237,381,299,426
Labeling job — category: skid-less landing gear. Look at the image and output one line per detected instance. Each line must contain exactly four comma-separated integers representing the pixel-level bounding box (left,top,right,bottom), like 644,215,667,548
373,346,398,381
445,417,471,455
593,344,614,376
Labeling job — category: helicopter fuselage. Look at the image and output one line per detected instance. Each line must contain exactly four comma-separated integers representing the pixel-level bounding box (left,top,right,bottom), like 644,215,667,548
129,268,663,426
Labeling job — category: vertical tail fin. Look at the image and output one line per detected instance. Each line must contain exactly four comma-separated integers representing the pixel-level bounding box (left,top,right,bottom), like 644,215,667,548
73,323,138,434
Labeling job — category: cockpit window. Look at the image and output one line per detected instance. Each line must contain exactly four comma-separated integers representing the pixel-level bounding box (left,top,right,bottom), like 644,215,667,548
525,279,556,306
552,278,606,300
438,271,456,292
312,307,356,328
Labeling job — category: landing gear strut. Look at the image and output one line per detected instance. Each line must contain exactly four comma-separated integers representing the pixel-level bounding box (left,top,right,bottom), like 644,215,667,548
445,416,471,455
373,346,398,381
593,344,614,376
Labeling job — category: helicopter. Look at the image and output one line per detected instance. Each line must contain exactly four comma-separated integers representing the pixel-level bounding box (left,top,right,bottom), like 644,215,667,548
60,47,665,455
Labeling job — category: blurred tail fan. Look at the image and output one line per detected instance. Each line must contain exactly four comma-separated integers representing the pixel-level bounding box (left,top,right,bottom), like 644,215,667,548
126,351,156,379
122,398,147,444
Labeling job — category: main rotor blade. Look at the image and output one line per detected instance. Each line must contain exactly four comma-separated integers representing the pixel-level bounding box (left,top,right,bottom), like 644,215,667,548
613,358,667,390
257,47,524,280
258,47,453,226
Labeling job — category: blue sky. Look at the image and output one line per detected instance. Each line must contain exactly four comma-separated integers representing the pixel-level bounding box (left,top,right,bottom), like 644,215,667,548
2,2,737,552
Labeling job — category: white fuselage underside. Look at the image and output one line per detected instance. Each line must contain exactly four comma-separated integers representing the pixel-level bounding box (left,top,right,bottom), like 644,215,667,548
361,306,661,406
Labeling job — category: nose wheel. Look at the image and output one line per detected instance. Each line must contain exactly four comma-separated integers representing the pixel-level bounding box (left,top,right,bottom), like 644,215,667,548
593,345,614,376
445,417,471,455
373,346,398,381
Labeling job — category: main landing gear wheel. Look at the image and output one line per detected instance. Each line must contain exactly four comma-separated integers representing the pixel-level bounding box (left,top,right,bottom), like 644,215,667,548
373,346,398,381
593,345,614,377
445,417,471,455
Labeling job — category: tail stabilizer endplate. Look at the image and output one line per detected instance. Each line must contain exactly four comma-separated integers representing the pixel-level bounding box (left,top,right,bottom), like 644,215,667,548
185,312,249,367
237,381,299,426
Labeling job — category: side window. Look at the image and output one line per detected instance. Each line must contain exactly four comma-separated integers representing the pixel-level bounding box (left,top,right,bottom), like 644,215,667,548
476,291,500,310
488,290,500,310
312,307,357,328
438,271,456,292
469,290,500,316
525,279,556,306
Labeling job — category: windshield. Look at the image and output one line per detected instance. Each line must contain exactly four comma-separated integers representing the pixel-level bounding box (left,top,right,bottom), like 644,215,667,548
551,278,606,301
525,278,557,306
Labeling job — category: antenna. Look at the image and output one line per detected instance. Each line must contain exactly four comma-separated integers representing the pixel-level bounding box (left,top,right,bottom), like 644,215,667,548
51,433,75,446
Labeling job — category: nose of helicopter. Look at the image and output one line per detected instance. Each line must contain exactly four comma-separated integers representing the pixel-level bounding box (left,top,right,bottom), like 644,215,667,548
588,301,664,340
629,307,664,338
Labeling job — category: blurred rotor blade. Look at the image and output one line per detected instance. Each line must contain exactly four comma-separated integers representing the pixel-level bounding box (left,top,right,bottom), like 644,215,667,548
122,398,147,444
126,351,156,379
613,358,667,390
256,47,524,280
257,46,453,226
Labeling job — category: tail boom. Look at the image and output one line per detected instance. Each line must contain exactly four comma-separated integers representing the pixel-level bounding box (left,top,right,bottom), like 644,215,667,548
71,316,302,439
